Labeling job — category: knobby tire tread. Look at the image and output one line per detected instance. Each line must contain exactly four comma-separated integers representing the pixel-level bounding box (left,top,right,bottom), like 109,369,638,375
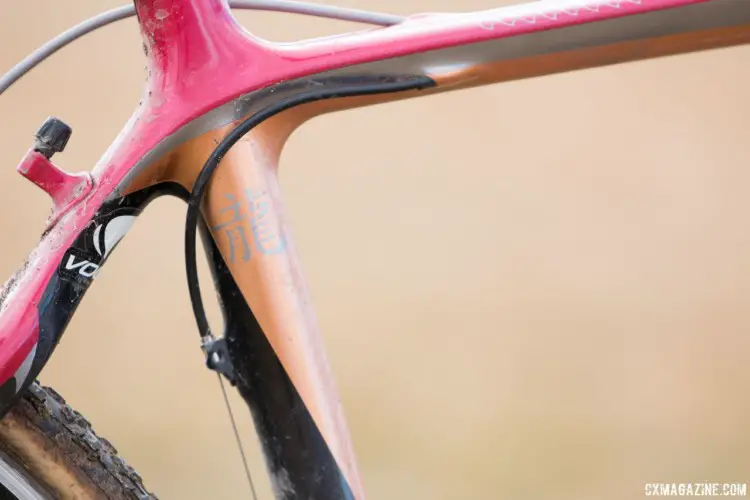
0,382,156,499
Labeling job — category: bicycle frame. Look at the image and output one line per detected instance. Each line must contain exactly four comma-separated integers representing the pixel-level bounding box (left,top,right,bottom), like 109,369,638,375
0,0,747,498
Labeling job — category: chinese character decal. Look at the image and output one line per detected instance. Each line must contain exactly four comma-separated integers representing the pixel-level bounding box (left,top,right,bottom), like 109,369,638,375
211,190,287,263
210,193,251,263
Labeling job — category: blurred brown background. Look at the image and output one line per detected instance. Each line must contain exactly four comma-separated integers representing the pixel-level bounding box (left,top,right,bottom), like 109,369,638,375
1,1,749,499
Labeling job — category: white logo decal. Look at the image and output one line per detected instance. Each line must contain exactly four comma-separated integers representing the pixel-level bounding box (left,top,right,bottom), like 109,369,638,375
93,215,136,259
13,343,37,393
65,255,100,278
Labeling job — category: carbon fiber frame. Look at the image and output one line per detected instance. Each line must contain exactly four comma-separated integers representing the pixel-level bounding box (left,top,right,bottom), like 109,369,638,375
0,1,748,498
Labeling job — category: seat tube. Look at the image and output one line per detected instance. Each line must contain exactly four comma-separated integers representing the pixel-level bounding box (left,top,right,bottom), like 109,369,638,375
197,117,365,500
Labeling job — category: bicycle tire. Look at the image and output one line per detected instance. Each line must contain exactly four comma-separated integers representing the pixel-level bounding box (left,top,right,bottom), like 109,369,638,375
0,382,156,500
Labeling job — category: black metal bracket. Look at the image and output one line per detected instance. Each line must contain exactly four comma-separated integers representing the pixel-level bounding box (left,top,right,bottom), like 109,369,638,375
202,336,236,384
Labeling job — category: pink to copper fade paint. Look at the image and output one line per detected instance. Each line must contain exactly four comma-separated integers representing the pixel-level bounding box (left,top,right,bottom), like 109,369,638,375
0,0,747,498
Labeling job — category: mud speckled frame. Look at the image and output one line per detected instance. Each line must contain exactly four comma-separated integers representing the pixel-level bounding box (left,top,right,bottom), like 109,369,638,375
0,1,748,498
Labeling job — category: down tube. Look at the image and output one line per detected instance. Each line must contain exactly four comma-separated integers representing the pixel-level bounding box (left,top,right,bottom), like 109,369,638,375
0,182,187,412
199,137,362,498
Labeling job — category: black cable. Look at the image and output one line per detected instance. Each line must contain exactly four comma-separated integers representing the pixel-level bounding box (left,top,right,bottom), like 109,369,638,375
185,76,435,339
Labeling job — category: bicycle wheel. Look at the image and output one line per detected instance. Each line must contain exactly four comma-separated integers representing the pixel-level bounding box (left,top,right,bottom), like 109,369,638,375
0,382,155,499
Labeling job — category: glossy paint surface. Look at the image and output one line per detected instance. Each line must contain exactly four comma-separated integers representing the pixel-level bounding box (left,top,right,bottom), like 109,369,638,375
0,1,747,498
